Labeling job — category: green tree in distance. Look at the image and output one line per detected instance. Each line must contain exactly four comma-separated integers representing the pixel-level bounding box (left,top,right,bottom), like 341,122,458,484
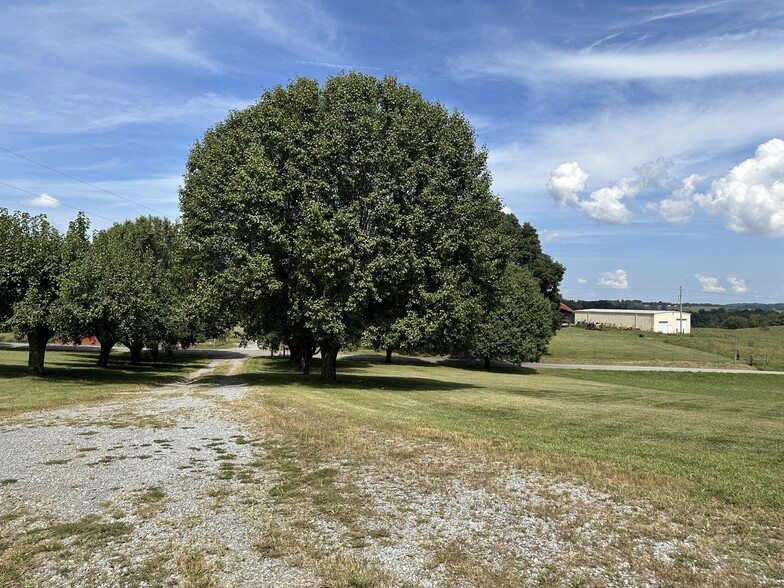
57,216,180,367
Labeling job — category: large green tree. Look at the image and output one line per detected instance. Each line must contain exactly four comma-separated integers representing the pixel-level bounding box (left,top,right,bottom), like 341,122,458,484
57,216,180,366
0,209,89,374
180,73,505,381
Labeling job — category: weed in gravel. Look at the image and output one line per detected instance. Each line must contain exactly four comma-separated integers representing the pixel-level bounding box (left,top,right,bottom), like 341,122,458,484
135,485,166,504
75,446,98,452
43,458,71,465
1,513,133,582
320,556,391,588
119,550,173,586
216,462,236,480
177,547,218,588
87,454,128,466
1,478,17,485
76,430,99,436
253,517,286,559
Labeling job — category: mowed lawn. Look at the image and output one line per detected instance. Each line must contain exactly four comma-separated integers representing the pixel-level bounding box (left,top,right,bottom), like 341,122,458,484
244,357,784,511
0,347,207,417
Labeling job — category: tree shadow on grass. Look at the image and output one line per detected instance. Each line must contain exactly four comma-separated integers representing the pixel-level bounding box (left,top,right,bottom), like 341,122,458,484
221,356,481,393
0,347,206,387
341,353,540,377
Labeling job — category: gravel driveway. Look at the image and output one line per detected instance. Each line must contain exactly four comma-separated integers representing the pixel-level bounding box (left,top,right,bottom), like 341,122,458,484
0,359,315,587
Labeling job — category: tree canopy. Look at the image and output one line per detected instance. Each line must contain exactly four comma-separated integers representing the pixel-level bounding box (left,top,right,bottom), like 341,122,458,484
180,73,514,380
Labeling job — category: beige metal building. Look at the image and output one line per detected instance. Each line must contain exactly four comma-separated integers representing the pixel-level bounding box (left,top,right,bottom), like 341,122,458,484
573,309,691,334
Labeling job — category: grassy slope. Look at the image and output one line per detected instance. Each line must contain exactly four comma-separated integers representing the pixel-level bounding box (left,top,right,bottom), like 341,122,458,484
543,324,784,369
243,357,784,510
0,347,207,417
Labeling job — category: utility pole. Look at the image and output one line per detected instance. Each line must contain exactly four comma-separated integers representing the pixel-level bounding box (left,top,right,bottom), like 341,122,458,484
679,286,683,336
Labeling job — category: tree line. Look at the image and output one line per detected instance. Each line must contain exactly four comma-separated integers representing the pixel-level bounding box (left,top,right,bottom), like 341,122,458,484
690,308,784,329
1,73,564,380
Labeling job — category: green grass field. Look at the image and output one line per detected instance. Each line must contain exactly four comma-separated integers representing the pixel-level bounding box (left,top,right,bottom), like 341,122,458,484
0,347,207,417
544,324,784,369
242,357,784,510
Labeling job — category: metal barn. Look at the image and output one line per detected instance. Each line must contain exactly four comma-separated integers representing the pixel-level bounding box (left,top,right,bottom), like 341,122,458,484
573,309,691,334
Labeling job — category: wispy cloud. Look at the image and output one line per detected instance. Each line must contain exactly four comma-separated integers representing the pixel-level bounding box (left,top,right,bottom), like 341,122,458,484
727,276,748,293
211,0,339,57
453,30,784,83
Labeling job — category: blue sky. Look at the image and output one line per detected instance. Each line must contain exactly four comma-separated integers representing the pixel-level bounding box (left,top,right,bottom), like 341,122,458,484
1,0,783,304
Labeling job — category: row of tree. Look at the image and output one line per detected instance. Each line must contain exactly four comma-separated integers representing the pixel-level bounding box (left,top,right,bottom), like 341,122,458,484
2,73,565,380
0,210,196,374
691,308,784,329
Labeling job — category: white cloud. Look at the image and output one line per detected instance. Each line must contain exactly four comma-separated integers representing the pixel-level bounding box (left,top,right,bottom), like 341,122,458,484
541,229,560,243
695,274,726,293
577,278,588,285
546,162,588,208
657,174,702,224
695,138,784,237
597,269,629,289
501,204,514,215
547,158,675,224
579,186,633,224
22,193,60,208
727,276,748,293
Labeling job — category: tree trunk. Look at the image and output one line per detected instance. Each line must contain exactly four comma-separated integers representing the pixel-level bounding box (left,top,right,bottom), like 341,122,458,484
97,338,117,368
26,327,52,375
125,341,144,366
290,342,303,370
385,347,393,364
320,340,341,382
148,343,159,362
290,333,316,374
483,356,491,369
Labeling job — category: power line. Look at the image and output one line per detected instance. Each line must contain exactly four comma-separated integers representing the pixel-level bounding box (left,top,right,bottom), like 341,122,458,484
0,180,117,224
0,145,169,216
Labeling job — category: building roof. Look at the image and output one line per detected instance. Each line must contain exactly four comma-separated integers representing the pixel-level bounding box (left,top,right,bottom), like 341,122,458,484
559,302,574,313
575,308,690,316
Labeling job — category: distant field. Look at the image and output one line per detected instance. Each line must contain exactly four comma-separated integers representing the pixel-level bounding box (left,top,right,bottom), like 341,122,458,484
668,325,784,370
544,325,784,369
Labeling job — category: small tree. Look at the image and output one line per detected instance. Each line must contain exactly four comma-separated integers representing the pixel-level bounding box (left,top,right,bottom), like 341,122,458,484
472,265,553,368
0,209,88,374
